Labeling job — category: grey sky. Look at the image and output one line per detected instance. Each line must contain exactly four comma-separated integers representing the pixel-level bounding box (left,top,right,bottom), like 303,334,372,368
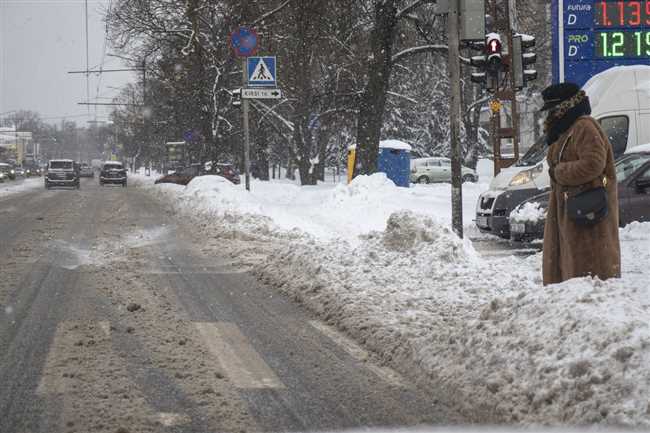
0,0,133,125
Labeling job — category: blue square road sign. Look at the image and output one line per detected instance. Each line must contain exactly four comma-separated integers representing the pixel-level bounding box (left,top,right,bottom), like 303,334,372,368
247,56,277,87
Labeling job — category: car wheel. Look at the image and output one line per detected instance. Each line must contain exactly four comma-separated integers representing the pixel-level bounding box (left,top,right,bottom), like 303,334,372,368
416,175,430,184
462,174,475,183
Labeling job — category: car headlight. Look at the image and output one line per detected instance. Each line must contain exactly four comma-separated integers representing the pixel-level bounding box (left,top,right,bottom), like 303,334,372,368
509,163,543,187
10,169,15,174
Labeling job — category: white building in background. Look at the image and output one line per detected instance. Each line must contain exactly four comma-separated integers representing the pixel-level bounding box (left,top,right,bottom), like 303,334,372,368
0,127,35,164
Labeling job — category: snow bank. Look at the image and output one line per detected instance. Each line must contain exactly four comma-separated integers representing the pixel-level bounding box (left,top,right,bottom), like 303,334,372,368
258,216,650,426
0,178,41,198
135,170,650,426
136,172,490,243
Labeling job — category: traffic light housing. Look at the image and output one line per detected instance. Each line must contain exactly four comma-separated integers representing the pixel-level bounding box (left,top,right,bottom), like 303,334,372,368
512,33,537,89
485,33,503,73
467,35,500,92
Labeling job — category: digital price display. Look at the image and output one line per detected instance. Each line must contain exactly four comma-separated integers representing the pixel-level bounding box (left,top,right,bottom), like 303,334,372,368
553,0,650,85
594,1,650,27
595,30,650,57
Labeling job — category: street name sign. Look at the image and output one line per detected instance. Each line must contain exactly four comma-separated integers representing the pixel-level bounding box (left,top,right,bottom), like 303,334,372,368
553,0,650,85
247,56,277,87
241,88,282,99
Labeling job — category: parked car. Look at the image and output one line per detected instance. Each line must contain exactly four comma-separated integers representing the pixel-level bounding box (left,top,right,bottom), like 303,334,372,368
155,164,200,186
99,161,127,187
410,157,478,184
14,166,26,177
45,159,80,189
79,163,94,178
0,163,15,181
155,162,241,186
509,149,650,241
207,162,241,185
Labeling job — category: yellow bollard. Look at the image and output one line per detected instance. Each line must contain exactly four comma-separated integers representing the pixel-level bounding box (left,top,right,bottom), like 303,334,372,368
347,147,356,184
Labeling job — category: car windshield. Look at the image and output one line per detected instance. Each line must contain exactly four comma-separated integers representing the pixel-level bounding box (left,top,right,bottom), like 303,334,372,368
616,153,650,182
49,161,73,169
517,135,548,167
104,164,122,170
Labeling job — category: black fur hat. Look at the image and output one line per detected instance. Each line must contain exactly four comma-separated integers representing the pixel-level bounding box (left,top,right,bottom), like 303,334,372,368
540,82,581,111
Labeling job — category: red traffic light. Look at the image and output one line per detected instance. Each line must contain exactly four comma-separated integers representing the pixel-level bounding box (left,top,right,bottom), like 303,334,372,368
487,38,502,54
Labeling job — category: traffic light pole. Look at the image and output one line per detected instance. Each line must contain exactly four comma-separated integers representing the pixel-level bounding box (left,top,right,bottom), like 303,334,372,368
487,0,521,176
449,0,463,238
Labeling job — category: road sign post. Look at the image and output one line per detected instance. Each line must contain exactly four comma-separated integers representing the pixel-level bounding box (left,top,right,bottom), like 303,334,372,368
242,58,251,192
230,26,258,192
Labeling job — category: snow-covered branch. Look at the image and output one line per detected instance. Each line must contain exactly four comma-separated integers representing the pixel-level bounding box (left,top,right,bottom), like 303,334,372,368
251,0,292,26
391,44,447,64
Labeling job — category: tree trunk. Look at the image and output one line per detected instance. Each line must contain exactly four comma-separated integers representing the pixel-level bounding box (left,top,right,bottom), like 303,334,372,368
353,0,398,177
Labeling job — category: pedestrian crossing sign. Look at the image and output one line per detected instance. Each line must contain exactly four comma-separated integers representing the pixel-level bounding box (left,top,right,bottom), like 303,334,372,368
247,56,277,87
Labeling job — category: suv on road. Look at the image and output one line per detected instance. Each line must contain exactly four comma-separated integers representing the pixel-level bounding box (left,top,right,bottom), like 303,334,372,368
100,161,127,187
45,159,80,189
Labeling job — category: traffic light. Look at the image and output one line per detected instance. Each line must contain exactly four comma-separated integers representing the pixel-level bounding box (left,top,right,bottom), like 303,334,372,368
468,40,487,86
467,35,500,92
485,33,503,73
512,34,537,89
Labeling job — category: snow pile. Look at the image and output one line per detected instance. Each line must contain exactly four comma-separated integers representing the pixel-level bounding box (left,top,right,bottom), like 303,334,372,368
0,178,42,198
135,171,650,426
257,217,650,426
135,172,490,243
509,201,546,223
329,173,399,204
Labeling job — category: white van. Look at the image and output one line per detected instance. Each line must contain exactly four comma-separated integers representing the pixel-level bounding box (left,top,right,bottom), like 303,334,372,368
476,65,650,238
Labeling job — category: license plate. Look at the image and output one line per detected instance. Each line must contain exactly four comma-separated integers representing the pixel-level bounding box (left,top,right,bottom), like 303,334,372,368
511,223,526,233
476,216,489,227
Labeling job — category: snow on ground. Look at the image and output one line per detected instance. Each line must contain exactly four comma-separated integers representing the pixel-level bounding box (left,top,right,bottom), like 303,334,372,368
136,172,490,243
134,168,650,426
0,178,42,198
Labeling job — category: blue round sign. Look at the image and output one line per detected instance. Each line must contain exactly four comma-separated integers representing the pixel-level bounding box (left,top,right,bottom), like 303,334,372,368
230,26,258,57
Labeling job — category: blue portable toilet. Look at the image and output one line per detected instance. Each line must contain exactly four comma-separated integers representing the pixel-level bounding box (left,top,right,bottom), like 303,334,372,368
377,140,412,187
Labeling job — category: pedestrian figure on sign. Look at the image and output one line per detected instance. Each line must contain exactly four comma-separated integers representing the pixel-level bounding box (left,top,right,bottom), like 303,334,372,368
253,63,272,81
541,82,621,285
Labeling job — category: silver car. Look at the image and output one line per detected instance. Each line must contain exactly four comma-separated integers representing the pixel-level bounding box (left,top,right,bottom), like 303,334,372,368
410,157,478,184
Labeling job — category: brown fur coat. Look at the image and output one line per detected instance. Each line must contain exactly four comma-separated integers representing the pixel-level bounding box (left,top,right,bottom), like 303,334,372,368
543,116,621,285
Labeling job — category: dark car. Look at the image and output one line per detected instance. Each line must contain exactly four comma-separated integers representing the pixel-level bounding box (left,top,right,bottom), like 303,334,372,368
79,163,94,178
0,163,15,182
154,162,240,186
45,159,80,189
155,164,199,186
509,150,650,241
100,161,127,187
210,163,241,185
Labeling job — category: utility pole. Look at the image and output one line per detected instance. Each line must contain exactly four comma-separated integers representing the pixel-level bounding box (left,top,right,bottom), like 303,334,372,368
242,59,251,191
449,0,463,238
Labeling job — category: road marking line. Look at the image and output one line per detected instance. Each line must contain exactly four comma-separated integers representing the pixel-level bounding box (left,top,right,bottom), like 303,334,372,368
309,320,409,388
194,322,285,389
155,412,191,427
37,321,111,395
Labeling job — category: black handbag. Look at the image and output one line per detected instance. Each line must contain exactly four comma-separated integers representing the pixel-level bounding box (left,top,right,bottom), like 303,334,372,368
557,133,609,226
565,184,608,226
